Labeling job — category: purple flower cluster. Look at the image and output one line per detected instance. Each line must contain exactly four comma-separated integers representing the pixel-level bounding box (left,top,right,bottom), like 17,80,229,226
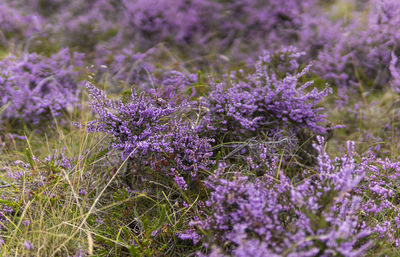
194,137,372,256
86,83,213,188
357,155,400,246
44,148,74,171
93,44,154,91
315,0,400,88
120,0,218,49
0,2,43,48
199,48,330,142
0,49,84,126
53,0,119,51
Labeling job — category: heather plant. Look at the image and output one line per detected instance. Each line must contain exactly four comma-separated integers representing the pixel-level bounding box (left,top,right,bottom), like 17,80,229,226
93,44,155,92
0,49,84,127
315,0,400,90
120,0,219,51
86,83,214,190
86,48,332,188
200,48,330,141
0,2,43,48
53,0,120,51
193,137,372,256
357,155,400,249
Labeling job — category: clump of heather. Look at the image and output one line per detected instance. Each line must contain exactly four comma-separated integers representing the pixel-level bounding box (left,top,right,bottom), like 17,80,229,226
199,48,331,142
357,154,400,247
54,0,120,51
0,2,43,47
316,0,400,89
210,0,327,59
0,49,84,126
86,83,213,189
44,148,74,171
94,44,154,91
154,70,199,105
120,0,219,50
193,137,372,256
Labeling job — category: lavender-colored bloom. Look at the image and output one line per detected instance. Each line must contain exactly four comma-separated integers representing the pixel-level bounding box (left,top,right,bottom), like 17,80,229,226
198,48,330,143
86,83,214,188
23,240,33,250
0,49,84,126
315,0,400,89
0,2,43,47
195,137,372,256
49,0,119,51
44,148,74,170
96,218,104,225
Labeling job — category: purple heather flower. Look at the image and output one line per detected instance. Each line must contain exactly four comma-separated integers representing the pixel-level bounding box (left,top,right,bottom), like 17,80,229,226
23,240,33,251
86,82,214,189
198,48,330,144
96,218,104,225
0,49,84,126
195,138,372,256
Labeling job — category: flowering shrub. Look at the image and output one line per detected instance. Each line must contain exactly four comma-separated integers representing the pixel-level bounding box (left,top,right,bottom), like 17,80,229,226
120,0,218,50
54,0,119,51
315,0,400,89
199,48,331,143
192,137,372,256
0,49,84,126
86,83,213,189
0,2,43,47
93,44,154,91
358,155,400,247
